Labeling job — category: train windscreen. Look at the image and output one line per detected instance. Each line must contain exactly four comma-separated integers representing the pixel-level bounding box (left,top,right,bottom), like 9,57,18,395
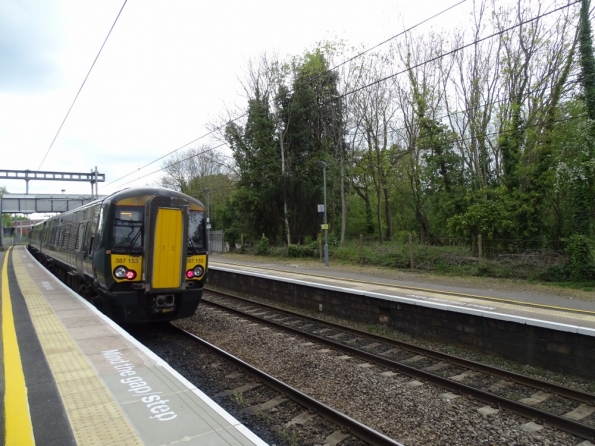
188,210,205,253
112,208,143,253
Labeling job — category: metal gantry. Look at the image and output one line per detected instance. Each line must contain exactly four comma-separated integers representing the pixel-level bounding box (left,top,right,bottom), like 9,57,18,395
0,167,105,248
0,167,104,195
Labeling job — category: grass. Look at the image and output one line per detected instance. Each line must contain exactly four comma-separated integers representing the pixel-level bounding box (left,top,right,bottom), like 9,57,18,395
231,392,245,406
235,239,595,289
542,281,595,292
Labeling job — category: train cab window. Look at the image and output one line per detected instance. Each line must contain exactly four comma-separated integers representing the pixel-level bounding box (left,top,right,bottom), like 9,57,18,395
112,208,143,253
188,211,205,253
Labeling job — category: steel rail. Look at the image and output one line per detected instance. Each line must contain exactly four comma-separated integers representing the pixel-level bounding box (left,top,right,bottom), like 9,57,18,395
172,325,404,446
205,291,595,405
203,293,595,441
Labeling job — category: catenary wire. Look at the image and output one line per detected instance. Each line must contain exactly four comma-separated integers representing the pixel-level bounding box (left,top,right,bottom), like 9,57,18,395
37,0,129,170
162,112,591,199
104,0,469,190
106,0,581,192
115,142,229,188
347,73,582,142
330,0,580,103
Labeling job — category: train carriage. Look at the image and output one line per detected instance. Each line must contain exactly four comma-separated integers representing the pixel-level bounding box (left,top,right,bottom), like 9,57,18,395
28,186,208,323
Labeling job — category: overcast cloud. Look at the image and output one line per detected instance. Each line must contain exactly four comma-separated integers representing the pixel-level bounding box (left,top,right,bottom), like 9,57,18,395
0,0,464,198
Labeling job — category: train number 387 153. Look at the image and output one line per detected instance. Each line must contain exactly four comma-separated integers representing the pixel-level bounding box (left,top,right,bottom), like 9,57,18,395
115,258,140,264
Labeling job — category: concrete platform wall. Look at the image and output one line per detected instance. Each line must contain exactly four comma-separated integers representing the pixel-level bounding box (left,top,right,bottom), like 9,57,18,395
207,269,595,380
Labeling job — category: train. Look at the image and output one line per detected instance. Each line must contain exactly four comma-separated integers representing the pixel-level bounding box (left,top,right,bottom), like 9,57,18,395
28,186,208,323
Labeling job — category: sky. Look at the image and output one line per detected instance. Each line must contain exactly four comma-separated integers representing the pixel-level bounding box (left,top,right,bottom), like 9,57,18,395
0,0,469,199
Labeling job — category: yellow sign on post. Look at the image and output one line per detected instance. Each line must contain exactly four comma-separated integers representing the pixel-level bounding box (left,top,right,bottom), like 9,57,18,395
321,224,329,230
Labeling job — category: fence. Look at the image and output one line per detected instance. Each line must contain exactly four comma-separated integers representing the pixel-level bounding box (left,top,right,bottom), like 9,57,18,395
1,236,26,247
209,230,228,253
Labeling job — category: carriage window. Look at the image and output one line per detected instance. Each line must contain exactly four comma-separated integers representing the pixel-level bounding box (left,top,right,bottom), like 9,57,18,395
112,208,143,253
58,228,65,247
75,222,86,251
188,211,205,253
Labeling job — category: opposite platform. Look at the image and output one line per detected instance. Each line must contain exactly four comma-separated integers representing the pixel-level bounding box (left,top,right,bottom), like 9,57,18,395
2,245,266,446
209,255,595,333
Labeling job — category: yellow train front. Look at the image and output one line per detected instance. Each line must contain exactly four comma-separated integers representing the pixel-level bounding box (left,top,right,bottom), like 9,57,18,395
28,187,208,323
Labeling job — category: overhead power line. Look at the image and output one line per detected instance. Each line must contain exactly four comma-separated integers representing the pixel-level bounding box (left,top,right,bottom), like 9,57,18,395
326,0,467,74
106,0,579,192
37,0,129,170
115,142,229,188
348,73,582,141
104,0,469,191
332,0,580,103
104,128,220,187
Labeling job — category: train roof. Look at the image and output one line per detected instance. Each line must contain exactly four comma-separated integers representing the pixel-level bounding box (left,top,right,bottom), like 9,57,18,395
31,187,205,227
104,186,205,208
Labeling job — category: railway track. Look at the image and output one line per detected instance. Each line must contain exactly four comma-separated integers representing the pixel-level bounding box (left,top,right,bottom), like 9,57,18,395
127,321,402,446
201,289,595,442
173,325,403,446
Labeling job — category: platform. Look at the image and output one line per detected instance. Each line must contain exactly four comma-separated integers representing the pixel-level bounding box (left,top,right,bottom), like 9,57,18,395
208,255,595,333
1,245,266,446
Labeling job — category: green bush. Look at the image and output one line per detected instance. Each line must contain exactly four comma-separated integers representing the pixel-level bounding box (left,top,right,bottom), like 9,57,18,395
256,236,270,255
395,231,414,245
565,234,595,281
236,235,591,286
537,264,570,282
287,243,318,258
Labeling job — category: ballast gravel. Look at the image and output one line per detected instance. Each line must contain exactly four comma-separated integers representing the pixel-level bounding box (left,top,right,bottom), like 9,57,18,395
173,305,590,446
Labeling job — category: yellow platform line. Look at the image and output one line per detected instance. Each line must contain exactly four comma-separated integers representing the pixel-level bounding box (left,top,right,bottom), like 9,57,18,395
3,247,35,445
12,249,143,446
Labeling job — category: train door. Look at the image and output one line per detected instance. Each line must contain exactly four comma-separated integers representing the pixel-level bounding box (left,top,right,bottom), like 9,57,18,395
144,196,188,292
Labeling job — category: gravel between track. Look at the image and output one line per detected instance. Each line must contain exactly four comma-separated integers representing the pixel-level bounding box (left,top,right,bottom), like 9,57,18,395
173,303,588,446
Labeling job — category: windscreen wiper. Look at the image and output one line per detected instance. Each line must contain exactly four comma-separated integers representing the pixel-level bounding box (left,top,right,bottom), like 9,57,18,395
125,228,143,254
187,236,198,254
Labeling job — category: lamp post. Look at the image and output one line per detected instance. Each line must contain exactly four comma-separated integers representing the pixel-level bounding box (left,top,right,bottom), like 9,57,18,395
203,188,211,250
317,161,329,267
203,187,210,222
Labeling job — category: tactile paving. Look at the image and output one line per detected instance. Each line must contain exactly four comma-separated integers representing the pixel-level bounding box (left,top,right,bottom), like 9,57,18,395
12,252,143,446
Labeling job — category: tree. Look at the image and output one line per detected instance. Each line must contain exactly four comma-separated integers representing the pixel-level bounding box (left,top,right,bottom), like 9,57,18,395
395,32,454,243
283,49,345,243
223,47,346,244
346,50,401,242
573,0,595,237
561,0,595,279
579,0,595,121
225,89,283,241
444,0,501,190
159,146,235,229
159,146,231,193
1,186,11,230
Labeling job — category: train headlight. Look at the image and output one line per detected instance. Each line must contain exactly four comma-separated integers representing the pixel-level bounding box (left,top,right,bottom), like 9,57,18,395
113,266,137,281
114,266,128,279
186,265,204,279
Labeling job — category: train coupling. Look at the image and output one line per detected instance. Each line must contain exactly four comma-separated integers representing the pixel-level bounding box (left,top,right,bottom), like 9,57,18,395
153,294,176,313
